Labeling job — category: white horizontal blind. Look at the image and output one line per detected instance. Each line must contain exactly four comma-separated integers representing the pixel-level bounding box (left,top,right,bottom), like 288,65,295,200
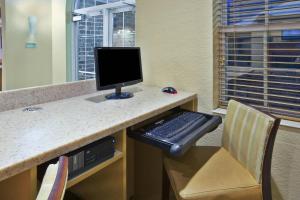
214,0,300,120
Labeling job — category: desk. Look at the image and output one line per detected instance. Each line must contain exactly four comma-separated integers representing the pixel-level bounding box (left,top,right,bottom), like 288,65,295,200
0,85,197,200
0,66,2,91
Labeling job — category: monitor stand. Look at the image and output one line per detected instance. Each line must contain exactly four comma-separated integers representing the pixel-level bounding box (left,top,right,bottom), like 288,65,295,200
105,86,134,100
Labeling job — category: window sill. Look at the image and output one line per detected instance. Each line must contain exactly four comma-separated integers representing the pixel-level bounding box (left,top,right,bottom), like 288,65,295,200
213,108,300,129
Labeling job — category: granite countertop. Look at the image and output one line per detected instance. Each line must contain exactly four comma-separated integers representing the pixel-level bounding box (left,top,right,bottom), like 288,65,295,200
0,85,196,181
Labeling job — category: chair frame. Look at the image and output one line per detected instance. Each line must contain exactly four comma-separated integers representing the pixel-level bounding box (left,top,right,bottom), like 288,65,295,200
47,156,69,200
162,101,281,200
162,165,170,200
260,110,280,200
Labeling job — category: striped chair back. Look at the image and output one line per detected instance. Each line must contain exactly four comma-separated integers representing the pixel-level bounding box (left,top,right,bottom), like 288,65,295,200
222,100,276,183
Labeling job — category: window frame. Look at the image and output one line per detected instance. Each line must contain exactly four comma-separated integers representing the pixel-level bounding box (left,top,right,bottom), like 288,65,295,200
71,0,136,81
108,6,136,47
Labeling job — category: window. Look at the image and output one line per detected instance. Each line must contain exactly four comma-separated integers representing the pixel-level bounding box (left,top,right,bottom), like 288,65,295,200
72,0,136,80
214,0,300,120
110,7,135,47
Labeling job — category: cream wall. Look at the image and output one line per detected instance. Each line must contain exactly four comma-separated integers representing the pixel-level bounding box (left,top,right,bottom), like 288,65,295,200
52,0,67,84
0,0,6,90
136,0,214,113
136,0,300,200
3,0,52,90
1,0,67,90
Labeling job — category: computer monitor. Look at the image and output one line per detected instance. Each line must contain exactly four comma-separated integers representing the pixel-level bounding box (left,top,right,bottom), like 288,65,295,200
94,47,143,99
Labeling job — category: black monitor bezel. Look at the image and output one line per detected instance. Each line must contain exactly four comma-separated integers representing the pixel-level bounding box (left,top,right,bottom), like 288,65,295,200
94,47,143,91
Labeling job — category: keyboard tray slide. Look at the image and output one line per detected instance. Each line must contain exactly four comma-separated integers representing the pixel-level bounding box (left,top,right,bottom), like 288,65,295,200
128,110,222,157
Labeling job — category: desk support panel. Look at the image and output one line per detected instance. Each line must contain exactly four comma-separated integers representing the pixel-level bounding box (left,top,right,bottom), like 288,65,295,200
130,98,198,200
0,167,37,200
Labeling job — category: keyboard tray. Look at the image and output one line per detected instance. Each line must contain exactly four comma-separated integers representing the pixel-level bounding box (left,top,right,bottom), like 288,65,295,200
128,110,222,157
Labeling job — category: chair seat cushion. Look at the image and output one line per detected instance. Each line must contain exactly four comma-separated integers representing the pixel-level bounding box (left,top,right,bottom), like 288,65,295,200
164,146,262,200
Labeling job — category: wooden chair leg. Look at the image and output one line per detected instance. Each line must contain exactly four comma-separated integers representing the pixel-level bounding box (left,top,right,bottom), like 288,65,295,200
162,166,170,200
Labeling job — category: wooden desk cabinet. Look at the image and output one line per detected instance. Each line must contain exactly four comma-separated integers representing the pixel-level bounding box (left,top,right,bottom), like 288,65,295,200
0,68,2,91
0,88,197,200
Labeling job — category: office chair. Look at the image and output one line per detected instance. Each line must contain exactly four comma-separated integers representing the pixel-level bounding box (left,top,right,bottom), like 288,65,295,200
162,100,281,200
36,156,68,200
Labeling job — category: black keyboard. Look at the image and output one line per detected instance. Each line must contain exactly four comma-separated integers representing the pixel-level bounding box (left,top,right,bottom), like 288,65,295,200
145,112,208,141
128,110,222,157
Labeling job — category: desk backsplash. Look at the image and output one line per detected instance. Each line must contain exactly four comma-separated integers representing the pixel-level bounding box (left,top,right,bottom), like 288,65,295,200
0,80,97,112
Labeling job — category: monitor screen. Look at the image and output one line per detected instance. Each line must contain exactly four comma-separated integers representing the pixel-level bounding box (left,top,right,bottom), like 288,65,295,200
94,47,143,90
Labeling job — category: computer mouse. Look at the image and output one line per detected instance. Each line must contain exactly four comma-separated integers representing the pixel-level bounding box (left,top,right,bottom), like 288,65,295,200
162,87,177,94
